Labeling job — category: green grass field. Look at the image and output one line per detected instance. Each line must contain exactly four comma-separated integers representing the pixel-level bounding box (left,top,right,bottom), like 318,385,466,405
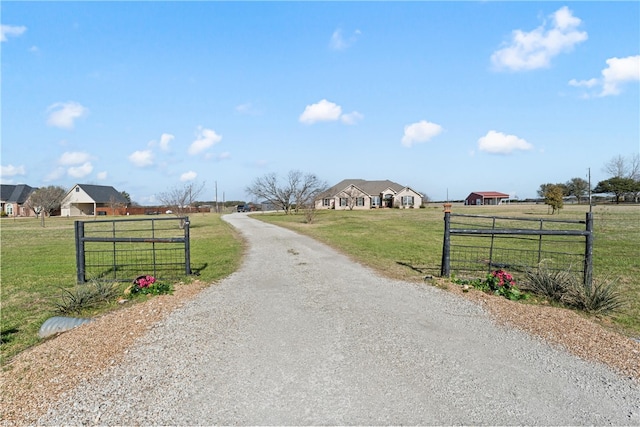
253,203,640,338
1,203,638,363
0,213,243,363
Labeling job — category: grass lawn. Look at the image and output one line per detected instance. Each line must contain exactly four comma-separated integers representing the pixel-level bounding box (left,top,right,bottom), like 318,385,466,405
253,203,640,338
0,213,244,363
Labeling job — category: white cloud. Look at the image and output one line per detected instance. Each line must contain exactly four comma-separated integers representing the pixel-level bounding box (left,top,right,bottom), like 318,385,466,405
1,164,26,177
401,120,443,147
44,167,65,182
341,111,364,125
218,151,231,160
58,151,92,165
568,78,598,88
188,127,222,155
569,55,640,97
491,6,587,71
97,171,108,180
329,28,361,51
67,162,93,178
478,130,533,154
299,99,363,125
46,101,88,129
128,149,154,167
1,25,27,42
601,55,640,96
299,99,342,124
180,171,198,182
159,133,174,151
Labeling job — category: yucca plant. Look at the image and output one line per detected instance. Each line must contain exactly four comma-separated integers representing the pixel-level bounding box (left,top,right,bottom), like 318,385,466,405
54,280,120,314
522,263,576,301
563,278,626,315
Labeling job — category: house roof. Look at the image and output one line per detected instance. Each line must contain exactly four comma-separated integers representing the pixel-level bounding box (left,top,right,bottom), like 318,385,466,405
0,184,34,203
72,184,127,204
468,191,510,198
321,179,407,198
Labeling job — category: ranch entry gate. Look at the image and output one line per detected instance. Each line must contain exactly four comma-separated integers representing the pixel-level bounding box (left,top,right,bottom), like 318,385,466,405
440,205,593,287
75,217,191,283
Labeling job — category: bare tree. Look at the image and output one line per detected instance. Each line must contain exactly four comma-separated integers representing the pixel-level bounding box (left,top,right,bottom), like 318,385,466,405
157,181,205,227
26,185,66,227
246,170,326,215
603,154,640,179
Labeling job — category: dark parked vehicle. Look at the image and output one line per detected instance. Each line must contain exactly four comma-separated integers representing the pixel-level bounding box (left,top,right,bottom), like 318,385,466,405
237,205,250,212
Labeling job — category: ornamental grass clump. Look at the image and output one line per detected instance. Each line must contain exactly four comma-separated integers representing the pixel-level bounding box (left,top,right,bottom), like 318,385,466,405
129,275,173,296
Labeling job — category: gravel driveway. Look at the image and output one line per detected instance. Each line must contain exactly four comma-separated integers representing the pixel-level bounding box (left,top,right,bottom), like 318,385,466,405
40,213,640,425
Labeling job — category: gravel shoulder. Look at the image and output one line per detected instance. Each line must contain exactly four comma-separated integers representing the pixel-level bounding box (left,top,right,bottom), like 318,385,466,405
2,213,640,425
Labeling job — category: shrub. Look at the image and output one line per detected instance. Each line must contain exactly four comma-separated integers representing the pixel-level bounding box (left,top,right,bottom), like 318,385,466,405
128,275,173,296
453,269,528,301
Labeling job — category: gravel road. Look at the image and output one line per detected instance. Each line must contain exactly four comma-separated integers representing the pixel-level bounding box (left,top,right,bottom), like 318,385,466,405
40,213,640,425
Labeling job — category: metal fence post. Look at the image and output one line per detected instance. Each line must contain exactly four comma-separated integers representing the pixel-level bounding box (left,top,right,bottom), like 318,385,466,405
184,217,192,275
440,204,452,277
584,211,593,290
74,221,86,283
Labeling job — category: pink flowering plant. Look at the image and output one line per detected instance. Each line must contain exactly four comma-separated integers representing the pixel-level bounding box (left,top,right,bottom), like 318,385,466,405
453,269,527,301
131,275,173,296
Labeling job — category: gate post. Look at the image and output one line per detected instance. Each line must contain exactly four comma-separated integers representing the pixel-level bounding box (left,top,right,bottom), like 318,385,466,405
184,217,192,275
583,211,593,289
440,204,452,277
74,221,86,283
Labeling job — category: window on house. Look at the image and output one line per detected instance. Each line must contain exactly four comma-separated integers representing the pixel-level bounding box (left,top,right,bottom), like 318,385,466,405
6,204,13,216
402,196,414,206
323,198,331,206
75,187,80,192
371,196,380,206
340,198,347,206
356,197,364,206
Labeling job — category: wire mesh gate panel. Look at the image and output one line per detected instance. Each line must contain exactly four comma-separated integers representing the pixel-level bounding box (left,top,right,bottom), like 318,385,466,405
441,211,593,285
75,217,191,283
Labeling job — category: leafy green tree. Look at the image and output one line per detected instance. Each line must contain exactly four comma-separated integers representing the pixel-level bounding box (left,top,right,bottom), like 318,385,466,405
120,191,131,206
565,177,590,203
543,184,564,214
593,177,640,204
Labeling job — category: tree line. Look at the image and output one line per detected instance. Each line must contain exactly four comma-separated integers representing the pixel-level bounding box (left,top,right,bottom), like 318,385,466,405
539,154,640,213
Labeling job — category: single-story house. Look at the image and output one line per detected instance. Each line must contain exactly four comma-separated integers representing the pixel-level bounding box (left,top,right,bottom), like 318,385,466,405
0,184,36,217
61,184,128,216
316,179,423,210
465,191,510,206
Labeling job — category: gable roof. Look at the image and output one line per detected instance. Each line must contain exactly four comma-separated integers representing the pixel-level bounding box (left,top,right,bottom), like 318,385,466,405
468,191,510,198
321,179,407,198
72,184,127,204
0,184,35,203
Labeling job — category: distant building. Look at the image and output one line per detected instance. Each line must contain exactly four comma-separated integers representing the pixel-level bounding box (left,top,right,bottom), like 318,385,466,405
60,184,128,216
316,179,423,210
0,184,36,217
465,191,510,206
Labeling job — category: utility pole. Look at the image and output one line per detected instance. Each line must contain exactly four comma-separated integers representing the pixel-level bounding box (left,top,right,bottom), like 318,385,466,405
215,181,219,213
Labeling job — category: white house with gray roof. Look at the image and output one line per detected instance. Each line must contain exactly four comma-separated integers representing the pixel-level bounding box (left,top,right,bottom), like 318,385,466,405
315,179,423,210
60,184,128,216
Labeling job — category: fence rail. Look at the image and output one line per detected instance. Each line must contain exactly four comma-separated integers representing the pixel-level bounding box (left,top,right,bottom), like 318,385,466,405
440,207,593,286
75,217,191,283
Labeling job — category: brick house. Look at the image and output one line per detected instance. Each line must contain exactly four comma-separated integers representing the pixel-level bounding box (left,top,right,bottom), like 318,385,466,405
316,179,423,210
0,184,36,217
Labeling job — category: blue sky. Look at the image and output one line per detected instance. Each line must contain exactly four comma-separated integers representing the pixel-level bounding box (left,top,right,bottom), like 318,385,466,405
2,2,639,204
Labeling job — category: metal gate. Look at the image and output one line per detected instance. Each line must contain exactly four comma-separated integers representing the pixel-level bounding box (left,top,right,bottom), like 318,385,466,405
75,217,191,283
440,207,593,286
